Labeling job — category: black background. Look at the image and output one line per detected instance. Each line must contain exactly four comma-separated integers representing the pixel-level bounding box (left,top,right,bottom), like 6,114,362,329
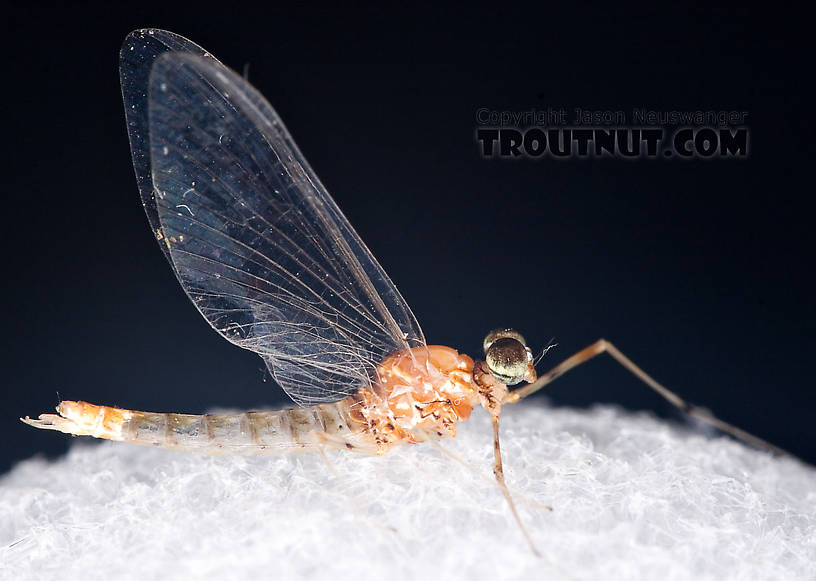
2,4,813,473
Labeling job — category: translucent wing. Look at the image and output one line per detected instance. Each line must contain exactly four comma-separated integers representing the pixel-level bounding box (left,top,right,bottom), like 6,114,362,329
120,30,425,406
120,29,220,267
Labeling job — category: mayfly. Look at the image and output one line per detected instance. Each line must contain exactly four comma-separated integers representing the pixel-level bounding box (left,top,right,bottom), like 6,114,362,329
22,29,785,553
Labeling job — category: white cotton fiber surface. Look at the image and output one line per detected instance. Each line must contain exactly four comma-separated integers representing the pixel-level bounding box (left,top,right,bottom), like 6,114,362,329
2,402,814,581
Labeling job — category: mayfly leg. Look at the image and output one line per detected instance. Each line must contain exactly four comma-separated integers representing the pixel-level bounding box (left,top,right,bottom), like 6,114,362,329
489,411,541,557
425,438,552,511
506,338,789,457
488,411,579,579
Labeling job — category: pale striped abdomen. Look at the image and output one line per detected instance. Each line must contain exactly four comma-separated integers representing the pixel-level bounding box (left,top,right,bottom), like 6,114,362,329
22,346,483,456
21,399,378,455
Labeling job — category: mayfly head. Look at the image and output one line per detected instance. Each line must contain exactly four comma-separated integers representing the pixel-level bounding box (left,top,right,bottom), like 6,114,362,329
482,328,537,386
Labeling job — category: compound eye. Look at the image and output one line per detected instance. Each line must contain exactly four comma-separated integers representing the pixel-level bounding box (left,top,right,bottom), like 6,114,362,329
485,336,532,385
483,328,528,354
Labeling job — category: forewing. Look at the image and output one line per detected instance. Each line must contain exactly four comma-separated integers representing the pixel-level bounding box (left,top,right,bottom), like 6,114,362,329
140,49,424,406
120,29,220,266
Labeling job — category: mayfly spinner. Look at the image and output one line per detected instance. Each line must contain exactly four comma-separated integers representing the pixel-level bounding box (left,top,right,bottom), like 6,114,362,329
22,29,785,553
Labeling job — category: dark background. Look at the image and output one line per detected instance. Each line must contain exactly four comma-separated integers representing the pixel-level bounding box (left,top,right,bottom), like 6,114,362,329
2,5,812,473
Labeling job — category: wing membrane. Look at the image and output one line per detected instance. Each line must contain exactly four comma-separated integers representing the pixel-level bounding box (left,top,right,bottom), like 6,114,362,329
122,36,424,406
120,29,220,266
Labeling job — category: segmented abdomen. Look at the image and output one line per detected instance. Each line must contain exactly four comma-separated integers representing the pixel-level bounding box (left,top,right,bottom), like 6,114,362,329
22,399,377,455
22,346,481,455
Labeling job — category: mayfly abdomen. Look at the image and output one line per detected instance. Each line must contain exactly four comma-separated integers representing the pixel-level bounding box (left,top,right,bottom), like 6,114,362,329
23,344,482,456
23,400,376,455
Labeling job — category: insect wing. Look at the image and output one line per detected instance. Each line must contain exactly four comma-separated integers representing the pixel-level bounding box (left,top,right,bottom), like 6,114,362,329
130,47,424,406
120,29,220,267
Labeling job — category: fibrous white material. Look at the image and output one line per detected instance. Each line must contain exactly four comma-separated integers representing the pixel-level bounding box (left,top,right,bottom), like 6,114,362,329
2,402,814,581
